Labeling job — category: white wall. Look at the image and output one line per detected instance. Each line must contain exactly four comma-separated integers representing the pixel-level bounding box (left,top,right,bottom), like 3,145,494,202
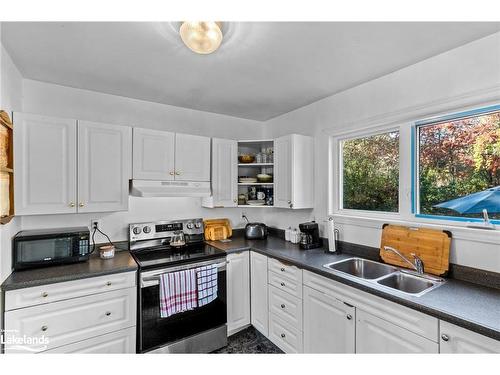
18,80,266,244
262,32,500,272
0,33,23,283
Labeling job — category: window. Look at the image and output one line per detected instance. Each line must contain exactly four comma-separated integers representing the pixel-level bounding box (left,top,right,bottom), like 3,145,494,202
341,131,399,212
416,106,500,221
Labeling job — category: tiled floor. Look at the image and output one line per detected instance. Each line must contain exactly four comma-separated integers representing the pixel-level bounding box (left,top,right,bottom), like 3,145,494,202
213,327,283,354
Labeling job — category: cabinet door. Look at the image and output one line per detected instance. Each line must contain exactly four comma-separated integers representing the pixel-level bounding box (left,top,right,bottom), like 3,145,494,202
132,128,175,180
174,133,211,181
356,309,438,353
274,135,292,208
227,251,250,335
14,113,77,215
209,138,237,207
43,327,136,354
250,251,268,336
303,286,355,353
78,121,131,213
439,320,500,353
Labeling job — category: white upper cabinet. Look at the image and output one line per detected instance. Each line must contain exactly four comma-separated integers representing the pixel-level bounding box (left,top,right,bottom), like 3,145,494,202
132,129,210,182
78,121,131,213
439,320,500,353
174,133,210,181
303,286,355,353
132,128,175,180
14,113,78,215
274,134,314,209
203,138,237,208
14,113,132,215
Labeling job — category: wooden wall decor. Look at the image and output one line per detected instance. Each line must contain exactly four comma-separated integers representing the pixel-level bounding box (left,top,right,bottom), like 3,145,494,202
0,110,14,224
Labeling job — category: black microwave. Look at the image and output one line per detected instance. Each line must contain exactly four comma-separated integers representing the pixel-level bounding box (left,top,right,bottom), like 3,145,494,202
13,227,91,271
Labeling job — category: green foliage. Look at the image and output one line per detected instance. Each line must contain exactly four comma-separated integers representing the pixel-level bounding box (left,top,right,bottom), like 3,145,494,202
343,132,399,212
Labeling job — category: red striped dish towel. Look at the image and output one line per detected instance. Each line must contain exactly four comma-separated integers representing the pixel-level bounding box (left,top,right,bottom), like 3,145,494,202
196,264,218,307
159,269,198,318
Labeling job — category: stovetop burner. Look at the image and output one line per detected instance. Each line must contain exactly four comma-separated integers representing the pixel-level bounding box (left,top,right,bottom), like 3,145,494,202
131,243,225,269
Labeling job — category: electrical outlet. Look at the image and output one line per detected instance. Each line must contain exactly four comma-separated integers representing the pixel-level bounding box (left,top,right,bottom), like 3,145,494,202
90,219,102,231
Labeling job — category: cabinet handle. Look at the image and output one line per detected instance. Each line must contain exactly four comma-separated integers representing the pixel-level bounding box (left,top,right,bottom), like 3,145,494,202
289,203,293,208
41,325,48,332
441,334,449,342
346,314,352,320
105,311,111,316
287,200,291,204
79,202,84,207
233,199,237,203
106,281,112,286
41,292,48,298
175,171,181,175
69,202,75,207
280,268,285,272
280,282,285,287
169,171,175,176
280,304,286,309
280,333,286,338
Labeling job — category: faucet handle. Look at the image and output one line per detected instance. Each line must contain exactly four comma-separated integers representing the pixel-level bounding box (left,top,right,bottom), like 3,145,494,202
411,253,425,274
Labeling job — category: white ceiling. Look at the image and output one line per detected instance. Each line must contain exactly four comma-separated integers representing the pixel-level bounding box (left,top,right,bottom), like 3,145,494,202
3,22,500,121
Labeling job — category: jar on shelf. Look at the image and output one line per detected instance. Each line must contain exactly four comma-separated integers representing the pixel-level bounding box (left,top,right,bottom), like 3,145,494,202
255,152,263,163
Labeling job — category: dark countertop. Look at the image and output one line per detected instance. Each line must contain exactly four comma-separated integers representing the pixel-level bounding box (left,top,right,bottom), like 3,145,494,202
207,235,500,341
1,250,137,291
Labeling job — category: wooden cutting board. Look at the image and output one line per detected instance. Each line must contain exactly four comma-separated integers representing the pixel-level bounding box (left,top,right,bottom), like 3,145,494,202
204,218,232,241
380,224,451,276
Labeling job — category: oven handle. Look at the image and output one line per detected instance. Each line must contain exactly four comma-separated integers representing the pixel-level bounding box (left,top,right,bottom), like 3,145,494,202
140,258,227,288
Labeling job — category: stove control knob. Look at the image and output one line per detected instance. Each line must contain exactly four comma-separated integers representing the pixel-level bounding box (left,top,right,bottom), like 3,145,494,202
186,223,194,229
133,227,142,235
195,222,202,229
143,226,151,234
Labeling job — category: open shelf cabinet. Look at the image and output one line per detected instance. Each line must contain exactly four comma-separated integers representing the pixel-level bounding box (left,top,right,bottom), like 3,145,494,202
0,110,14,224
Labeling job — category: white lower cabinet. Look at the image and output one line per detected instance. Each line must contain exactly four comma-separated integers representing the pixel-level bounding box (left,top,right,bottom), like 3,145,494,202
3,271,137,354
303,286,355,353
250,251,269,336
43,327,136,354
356,309,438,353
439,320,500,353
227,251,251,335
269,313,303,353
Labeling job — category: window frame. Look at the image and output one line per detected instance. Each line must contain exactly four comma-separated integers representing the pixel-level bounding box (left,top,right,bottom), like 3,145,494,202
336,125,403,218
412,103,500,225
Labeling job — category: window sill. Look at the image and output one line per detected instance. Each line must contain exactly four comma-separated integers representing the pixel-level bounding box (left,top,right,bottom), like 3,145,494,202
332,213,500,245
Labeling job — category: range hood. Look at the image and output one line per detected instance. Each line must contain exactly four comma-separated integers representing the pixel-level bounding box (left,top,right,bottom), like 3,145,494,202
130,180,211,198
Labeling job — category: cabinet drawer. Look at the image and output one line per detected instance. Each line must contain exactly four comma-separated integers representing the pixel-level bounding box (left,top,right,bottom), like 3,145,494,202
268,270,302,299
269,313,303,353
268,285,302,329
303,270,438,341
439,320,500,353
268,257,302,283
42,327,136,354
5,271,136,311
356,309,438,353
4,287,136,353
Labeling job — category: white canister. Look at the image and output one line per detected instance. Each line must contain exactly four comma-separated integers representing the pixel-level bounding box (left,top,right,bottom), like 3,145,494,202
291,229,300,244
285,227,292,241
99,245,115,259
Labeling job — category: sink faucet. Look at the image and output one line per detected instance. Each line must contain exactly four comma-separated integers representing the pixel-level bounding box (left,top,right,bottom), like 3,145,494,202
383,246,424,274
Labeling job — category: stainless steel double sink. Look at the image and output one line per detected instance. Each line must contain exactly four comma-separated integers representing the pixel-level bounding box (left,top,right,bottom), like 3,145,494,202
323,257,444,297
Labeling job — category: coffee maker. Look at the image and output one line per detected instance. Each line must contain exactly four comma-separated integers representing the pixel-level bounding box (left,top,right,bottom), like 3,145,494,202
298,221,322,250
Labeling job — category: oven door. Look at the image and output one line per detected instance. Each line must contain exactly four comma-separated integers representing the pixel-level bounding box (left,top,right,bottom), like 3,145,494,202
138,258,227,353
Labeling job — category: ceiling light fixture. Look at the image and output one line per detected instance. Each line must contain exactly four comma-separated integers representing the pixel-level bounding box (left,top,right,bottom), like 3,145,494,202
179,22,223,54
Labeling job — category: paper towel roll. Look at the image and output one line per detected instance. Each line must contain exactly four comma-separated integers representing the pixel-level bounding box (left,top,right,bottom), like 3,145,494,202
326,216,338,252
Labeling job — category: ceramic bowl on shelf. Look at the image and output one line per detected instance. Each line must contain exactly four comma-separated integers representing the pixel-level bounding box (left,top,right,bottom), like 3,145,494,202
256,173,273,183
238,154,255,163
247,200,266,206
239,177,258,183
